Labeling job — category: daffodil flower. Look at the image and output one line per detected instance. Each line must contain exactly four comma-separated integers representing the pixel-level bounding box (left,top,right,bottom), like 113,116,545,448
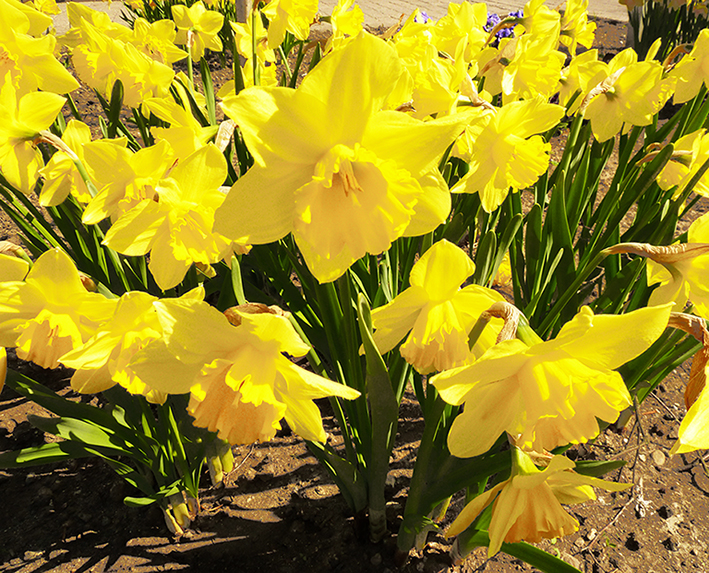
371,240,504,374
1,0,53,37
60,290,178,404
582,49,674,142
0,2,78,94
262,0,318,48
0,249,116,369
656,129,709,199
71,19,174,109
129,299,361,444
447,448,631,556
81,139,172,225
103,144,234,291
559,0,596,56
669,28,709,104
608,218,709,318
452,97,565,213
432,303,673,457
214,33,470,283
142,97,218,159
172,1,223,61
671,383,709,454
38,120,102,207
0,72,67,193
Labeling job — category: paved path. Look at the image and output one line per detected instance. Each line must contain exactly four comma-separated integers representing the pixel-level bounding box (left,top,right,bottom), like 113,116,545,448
52,0,627,35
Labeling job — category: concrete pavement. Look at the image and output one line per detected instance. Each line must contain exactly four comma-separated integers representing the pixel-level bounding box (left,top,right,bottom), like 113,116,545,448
52,0,627,35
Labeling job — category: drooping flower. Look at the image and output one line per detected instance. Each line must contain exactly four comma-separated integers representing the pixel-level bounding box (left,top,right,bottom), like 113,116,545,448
452,97,565,213
656,129,709,199
38,120,105,207
669,28,709,104
0,72,66,193
129,299,361,444
172,1,224,61
214,33,469,283
103,144,235,291
432,304,673,457
446,449,631,556
371,240,504,374
0,249,116,369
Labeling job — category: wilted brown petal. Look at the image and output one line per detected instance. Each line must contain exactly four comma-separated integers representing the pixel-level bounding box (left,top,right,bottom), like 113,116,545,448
668,312,709,409
481,300,520,342
605,242,709,264
223,302,287,326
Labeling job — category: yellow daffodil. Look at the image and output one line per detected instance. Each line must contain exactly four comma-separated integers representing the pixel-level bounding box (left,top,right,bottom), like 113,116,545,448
447,449,631,556
214,33,469,283
432,1,488,65
0,249,116,369
0,3,77,95
262,0,318,48
559,0,596,56
0,250,30,281
452,97,565,213
432,304,673,457
81,139,172,225
0,72,66,193
142,97,218,159
60,290,188,404
515,0,562,39
582,50,674,142
671,379,709,454
103,144,233,291
329,0,364,47
131,17,187,64
172,1,224,60
637,215,709,317
226,15,278,88
657,129,709,199
38,120,104,207
130,299,360,444
0,0,52,37
71,19,174,109
558,49,606,114
670,29,709,104
499,33,566,103
371,240,504,374
61,2,132,47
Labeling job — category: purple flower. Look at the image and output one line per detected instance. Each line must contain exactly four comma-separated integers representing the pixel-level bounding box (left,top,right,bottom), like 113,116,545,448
414,10,430,23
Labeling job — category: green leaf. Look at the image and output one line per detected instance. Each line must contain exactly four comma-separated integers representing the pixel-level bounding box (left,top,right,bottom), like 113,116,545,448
0,441,94,468
573,459,627,478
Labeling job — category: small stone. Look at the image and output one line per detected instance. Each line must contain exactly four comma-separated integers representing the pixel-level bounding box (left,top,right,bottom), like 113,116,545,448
652,450,666,467
574,538,585,548
587,528,597,541
370,553,383,566
638,454,647,462
559,553,581,569
37,486,52,500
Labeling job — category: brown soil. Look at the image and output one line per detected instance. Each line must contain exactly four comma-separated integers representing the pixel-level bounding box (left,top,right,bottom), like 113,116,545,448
3,16,709,573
